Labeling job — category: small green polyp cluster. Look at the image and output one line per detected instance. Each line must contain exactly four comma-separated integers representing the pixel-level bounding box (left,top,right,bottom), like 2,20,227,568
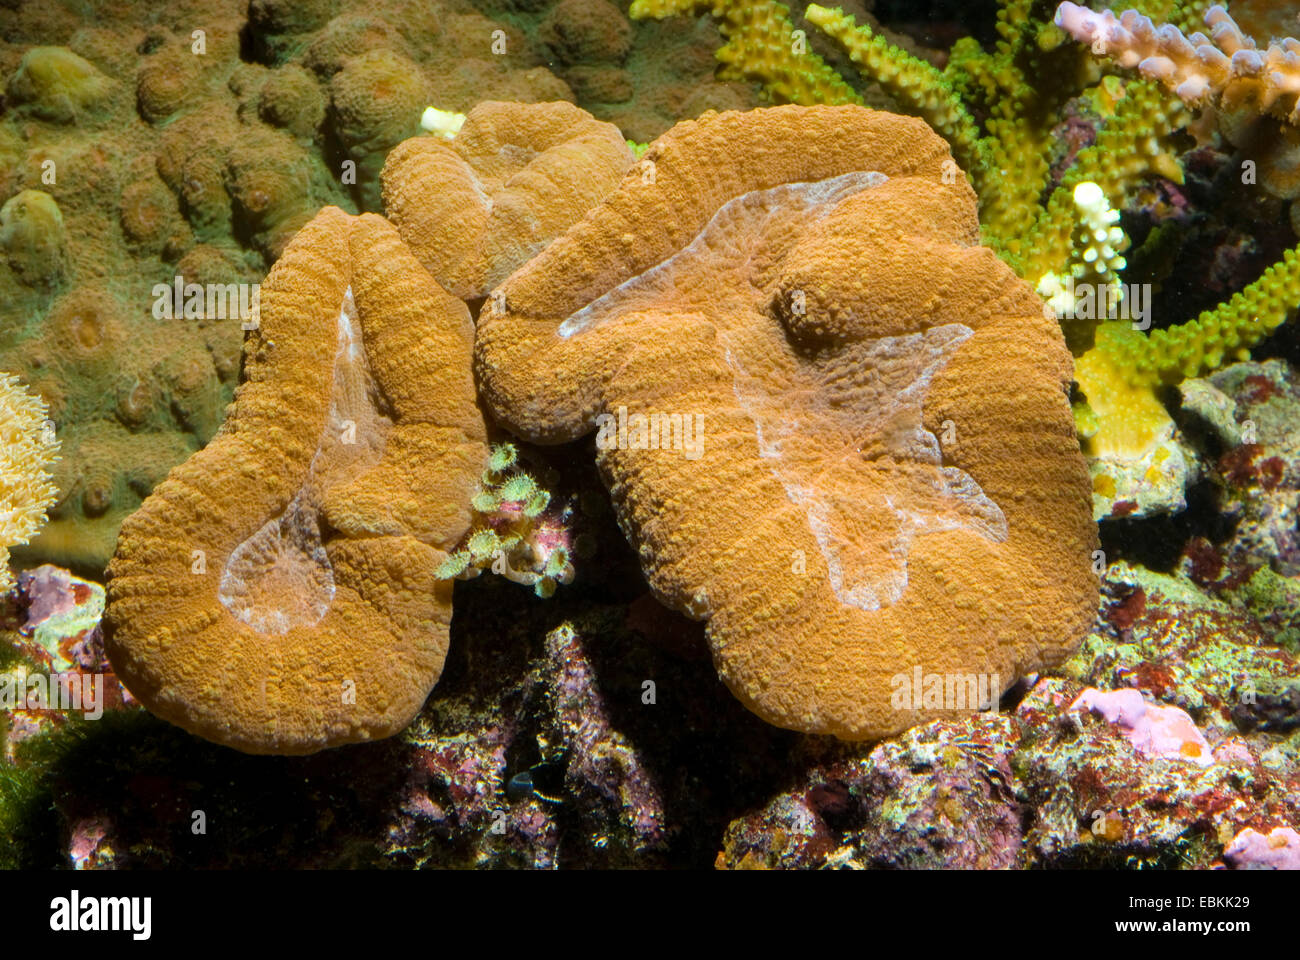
436,443,575,598
470,453,550,516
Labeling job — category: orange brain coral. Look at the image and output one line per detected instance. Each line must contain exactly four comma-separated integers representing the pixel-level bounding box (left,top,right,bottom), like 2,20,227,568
380,100,635,299
476,105,1100,739
105,206,487,755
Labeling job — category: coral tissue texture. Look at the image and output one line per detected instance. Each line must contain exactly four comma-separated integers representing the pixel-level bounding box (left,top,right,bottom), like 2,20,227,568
105,207,488,755
477,105,1100,740
381,100,635,299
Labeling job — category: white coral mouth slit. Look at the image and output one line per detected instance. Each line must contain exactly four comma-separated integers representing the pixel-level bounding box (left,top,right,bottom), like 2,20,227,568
218,287,388,633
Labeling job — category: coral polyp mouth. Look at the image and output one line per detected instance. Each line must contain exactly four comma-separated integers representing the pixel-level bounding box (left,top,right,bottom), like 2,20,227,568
218,286,389,635
218,495,334,634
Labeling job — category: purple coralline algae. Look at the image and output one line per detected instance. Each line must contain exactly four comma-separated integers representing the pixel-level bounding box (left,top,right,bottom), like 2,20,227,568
1070,687,1214,766
1223,826,1300,870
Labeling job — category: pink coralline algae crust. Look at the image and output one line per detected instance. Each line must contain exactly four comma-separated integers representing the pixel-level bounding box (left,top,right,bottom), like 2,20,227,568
1077,559,1299,736
17,565,81,628
546,623,669,853
390,730,562,870
1013,676,1300,869
386,610,680,866
1223,826,1300,869
1,563,132,759
68,816,114,870
1071,687,1214,766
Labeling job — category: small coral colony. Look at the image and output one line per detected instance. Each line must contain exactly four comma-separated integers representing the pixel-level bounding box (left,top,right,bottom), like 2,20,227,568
0,0,1297,772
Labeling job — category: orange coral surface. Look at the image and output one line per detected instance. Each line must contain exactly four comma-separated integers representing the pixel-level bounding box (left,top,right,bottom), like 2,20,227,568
105,208,487,754
477,104,1101,739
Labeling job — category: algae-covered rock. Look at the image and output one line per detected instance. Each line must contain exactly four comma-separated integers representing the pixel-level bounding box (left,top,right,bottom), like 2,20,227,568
718,715,1024,869
1065,560,1299,732
1012,677,1287,869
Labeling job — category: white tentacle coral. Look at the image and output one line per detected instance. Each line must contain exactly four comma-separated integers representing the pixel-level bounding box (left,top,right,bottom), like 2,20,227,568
0,372,59,593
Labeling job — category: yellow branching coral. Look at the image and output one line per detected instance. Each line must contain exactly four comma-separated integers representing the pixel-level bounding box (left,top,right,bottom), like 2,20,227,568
1008,78,1188,286
0,373,60,594
805,2,1190,255
803,5,988,183
628,0,860,105
1076,244,1300,459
